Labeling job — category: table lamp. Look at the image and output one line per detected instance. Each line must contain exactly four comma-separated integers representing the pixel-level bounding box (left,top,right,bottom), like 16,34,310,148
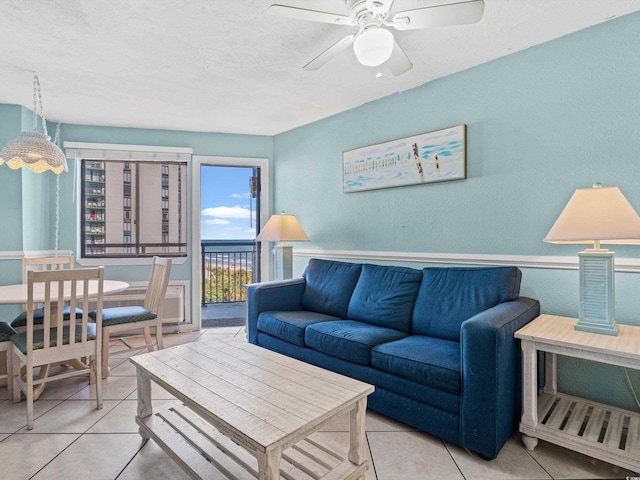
544,183,640,335
255,213,309,280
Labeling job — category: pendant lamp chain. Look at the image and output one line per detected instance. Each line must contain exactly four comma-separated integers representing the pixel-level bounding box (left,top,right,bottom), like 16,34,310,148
53,122,61,253
33,74,50,136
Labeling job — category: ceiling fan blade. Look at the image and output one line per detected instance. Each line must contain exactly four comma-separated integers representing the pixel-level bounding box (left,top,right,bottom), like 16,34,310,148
390,0,484,31
267,4,355,25
385,40,413,76
304,34,356,71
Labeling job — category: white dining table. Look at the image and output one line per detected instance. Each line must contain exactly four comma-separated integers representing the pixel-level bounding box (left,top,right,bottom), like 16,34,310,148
0,279,129,399
0,279,129,305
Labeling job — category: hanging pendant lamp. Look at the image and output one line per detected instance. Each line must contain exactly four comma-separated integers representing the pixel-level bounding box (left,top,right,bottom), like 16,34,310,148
0,74,67,174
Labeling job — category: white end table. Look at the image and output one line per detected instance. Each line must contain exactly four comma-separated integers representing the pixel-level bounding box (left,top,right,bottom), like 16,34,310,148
515,314,640,472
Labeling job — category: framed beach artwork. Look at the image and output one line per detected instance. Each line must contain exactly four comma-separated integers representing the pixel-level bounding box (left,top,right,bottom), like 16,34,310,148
342,124,466,193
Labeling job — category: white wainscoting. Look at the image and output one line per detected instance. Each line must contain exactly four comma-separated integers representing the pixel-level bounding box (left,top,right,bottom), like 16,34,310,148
294,249,640,273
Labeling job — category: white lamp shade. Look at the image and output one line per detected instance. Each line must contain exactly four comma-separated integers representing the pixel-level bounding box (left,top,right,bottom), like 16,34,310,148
0,131,68,174
544,185,640,245
353,28,394,67
255,214,309,243
0,75,68,175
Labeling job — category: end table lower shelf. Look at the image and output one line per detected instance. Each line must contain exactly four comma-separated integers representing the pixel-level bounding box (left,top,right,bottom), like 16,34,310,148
515,314,640,474
520,391,640,472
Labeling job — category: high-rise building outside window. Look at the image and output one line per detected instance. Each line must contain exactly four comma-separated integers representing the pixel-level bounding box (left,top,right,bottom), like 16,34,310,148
80,159,187,258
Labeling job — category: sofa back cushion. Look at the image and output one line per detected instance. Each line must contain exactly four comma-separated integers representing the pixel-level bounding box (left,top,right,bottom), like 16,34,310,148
347,264,422,333
411,266,522,340
301,259,362,318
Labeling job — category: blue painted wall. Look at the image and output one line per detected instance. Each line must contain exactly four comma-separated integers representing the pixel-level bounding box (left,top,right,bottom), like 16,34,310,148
273,12,640,411
0,105,28,252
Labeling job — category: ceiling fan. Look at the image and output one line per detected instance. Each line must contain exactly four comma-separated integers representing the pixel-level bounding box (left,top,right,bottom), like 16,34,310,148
267,0,485,76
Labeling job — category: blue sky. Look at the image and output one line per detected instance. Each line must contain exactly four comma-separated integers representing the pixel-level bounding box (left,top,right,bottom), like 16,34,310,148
200,165,257,240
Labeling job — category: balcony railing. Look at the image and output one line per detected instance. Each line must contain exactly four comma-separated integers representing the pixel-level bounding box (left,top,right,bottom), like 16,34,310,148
201,240,258,305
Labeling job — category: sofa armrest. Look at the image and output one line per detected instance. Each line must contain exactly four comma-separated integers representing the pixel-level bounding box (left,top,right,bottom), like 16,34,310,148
460,297,540,459
246,278,307,344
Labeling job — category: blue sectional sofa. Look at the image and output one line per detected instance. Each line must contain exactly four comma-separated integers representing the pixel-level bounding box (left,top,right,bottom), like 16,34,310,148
246,258,540,459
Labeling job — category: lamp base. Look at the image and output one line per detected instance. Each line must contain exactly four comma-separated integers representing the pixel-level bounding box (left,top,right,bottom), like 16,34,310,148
273,244,293,281
574,320,619,336
577,249,619,336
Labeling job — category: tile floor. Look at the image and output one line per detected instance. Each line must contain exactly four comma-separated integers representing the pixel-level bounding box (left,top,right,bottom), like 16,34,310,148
1,327,637,480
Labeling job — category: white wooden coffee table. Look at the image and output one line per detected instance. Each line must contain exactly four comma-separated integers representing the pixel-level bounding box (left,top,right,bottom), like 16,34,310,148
130,337,374,480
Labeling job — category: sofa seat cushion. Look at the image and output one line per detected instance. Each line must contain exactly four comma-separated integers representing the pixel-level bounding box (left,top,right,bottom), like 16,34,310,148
257,311,341,347
347,264,422,333
302,259,362,318
305,320,408,366
412,266,522,341
371,335,461,395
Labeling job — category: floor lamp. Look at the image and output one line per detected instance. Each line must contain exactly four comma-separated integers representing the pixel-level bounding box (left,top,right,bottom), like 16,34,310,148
544,184,640,335
256,213,309,280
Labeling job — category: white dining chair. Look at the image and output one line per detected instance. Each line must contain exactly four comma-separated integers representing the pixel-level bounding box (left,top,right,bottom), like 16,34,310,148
91,256,171,379
11,255,81,333
0,321,17,399
10,266,104,430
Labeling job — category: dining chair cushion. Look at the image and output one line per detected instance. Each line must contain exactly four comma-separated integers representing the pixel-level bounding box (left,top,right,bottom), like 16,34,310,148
11,307,84,328
11,323,97,355
89,306,157,328
0,321,17,342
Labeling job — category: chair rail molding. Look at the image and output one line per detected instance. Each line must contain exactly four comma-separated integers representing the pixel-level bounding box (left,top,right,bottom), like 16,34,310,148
294,249,640,273
0,250,74,261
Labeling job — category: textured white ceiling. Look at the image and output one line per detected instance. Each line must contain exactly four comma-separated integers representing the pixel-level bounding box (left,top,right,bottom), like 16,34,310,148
1,0,639,136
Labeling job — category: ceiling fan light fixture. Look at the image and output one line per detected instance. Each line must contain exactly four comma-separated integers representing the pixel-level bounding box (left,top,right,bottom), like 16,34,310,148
353,27,394,66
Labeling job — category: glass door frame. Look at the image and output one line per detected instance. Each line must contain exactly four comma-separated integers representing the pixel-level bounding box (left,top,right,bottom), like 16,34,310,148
191,155,270,330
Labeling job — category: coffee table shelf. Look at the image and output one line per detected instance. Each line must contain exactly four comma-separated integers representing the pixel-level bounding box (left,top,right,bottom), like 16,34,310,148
138,401,363,479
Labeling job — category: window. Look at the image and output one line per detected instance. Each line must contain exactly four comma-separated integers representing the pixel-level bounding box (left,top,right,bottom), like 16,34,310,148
80,159,188,258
